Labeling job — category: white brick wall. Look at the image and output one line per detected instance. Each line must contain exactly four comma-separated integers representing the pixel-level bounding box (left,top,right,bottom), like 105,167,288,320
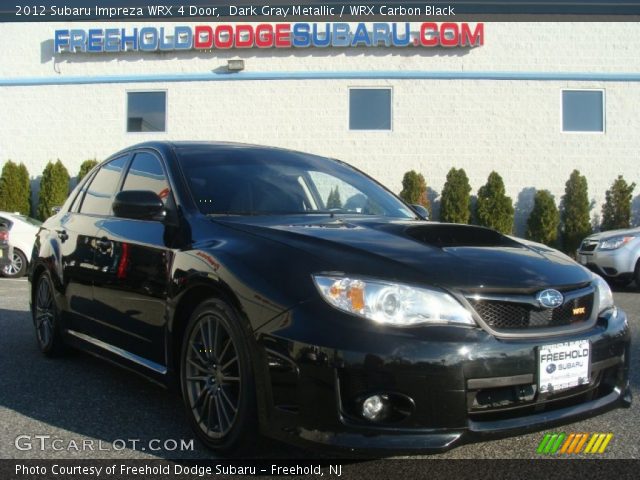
1,22,639,232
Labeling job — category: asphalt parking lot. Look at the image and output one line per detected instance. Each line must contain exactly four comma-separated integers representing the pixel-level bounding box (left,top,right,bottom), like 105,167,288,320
0,277,638,461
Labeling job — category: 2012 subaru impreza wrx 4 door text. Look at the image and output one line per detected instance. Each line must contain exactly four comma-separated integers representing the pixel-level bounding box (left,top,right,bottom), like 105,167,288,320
29,142,631,454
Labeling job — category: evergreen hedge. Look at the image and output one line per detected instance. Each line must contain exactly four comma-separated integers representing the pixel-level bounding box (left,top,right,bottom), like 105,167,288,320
78,159,98,182
440,167,472,224
526,190,560,246
399,170,431,216
475,171,514,234
37,160,70,220
0,160,31,215
601,175,636,231
561,170,592,254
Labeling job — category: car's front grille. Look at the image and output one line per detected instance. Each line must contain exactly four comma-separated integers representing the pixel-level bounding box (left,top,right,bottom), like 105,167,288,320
467,287,594,331
580,239,598,252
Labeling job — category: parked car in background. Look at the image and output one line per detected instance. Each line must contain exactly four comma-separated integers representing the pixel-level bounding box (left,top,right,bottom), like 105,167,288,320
577,227,640,288
0,212,42,278
0,221,10,270
29,142,631,455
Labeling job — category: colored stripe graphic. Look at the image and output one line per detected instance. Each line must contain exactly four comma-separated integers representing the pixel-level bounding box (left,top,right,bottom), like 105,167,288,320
536,434,552,454
550,433,566,454
538,433,613,454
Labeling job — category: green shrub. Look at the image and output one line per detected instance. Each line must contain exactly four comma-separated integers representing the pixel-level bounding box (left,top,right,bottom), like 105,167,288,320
601,176,636,231
526,190,560,246
561,170,591,254
0,160,31,215
77,159,98,182
440,167,472,224
326,186,343,209
475,171,514,234
399,170,431,216
37,160,70,220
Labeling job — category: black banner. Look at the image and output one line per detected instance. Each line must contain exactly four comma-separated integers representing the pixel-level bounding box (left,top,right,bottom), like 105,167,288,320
4,1,640,22
2,459,640,480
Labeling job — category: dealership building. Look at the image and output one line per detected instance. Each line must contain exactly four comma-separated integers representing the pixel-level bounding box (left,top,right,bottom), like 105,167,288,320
1,21,639,232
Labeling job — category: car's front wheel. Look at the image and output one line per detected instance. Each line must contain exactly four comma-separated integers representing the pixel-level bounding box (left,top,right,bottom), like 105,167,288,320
180,298,257,453
2,249,27,278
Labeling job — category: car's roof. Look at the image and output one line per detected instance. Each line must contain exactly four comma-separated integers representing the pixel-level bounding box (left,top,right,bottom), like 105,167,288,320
122,141,321,159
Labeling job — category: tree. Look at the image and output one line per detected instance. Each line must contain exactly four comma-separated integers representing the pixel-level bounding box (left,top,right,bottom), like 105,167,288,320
526,190,560,246
399,170,431,216
440,167,472,223
326,186,343,209
601,176,636,231
77,159,98,182
475,171,514,234
0,160,31,215
561,169,591,254
37,160,70,220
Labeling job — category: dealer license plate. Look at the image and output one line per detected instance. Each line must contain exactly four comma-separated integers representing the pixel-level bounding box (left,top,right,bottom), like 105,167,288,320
538,340,590,394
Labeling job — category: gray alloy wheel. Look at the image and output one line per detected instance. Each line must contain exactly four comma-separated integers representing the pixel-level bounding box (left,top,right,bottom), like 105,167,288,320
185,312,242,439
180,298,257,452
2,249,27,278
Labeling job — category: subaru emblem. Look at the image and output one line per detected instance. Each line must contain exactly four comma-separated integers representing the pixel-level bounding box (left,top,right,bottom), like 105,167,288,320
536,289,564,309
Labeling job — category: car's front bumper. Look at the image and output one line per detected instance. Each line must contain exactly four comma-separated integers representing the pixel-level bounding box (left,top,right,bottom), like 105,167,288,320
256,299,631,454
577,246,637,280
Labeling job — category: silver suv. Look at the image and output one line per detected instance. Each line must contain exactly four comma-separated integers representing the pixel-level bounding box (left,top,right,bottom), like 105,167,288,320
577,227,640,287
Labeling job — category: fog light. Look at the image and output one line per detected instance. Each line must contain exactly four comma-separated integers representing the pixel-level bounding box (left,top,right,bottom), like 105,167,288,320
361,394,388,421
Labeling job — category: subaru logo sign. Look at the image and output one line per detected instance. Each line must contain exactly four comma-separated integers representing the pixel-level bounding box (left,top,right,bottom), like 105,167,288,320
536,289,564,309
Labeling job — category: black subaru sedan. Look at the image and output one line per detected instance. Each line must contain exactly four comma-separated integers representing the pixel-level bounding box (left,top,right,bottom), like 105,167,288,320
29,142,631,454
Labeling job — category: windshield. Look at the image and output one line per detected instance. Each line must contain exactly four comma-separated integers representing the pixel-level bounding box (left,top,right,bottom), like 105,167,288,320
178,146,416,219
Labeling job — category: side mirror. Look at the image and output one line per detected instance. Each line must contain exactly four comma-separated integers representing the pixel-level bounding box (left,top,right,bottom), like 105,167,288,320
411,204,430,220
113,190,166,221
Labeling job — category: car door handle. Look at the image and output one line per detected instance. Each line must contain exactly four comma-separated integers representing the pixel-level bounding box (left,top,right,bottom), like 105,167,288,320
96,238,112,251
56,229,68,242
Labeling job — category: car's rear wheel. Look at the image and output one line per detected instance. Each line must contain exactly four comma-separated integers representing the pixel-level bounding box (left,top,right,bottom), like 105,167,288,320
32,272,65,356
180,298,257,453
635,260,640,290
2,249,27,278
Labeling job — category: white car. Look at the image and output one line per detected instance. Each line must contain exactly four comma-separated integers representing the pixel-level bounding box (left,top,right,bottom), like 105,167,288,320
577,227,640,288
0,212,41,278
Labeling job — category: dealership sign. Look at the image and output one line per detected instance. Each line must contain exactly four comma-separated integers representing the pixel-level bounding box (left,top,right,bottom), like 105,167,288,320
54,23,484,53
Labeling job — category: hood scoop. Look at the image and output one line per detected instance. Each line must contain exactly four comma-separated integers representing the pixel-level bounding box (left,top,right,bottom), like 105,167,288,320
406,224,521,248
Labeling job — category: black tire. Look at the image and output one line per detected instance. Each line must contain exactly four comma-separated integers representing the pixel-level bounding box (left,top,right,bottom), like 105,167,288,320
32,272,66,356
635,260,640,291
609,277,632,289
2,249,27,278
180,298,257,454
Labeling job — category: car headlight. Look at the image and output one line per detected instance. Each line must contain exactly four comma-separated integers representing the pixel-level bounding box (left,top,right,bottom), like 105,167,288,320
593,274,614,314
312,275,475,326
599,235,635,250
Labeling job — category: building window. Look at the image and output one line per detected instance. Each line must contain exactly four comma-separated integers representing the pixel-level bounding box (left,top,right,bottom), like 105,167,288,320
127,91,166,132
349,88,392,131
562,90,604,133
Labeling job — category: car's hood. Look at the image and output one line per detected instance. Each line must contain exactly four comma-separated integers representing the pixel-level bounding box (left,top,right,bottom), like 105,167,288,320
584,227,640,241
214,216,592,292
